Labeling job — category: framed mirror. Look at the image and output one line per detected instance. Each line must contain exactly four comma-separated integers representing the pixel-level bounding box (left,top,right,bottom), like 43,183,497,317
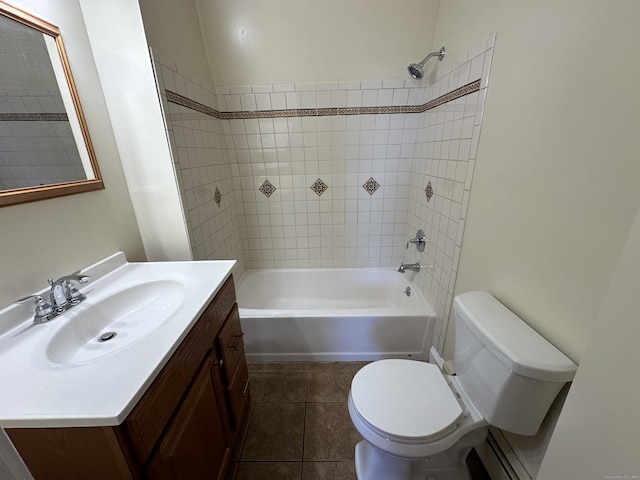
0,1,103,207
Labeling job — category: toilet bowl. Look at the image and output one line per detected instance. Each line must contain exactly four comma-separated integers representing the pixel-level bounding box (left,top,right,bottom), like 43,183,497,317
348,291,577,480
348,359,486,480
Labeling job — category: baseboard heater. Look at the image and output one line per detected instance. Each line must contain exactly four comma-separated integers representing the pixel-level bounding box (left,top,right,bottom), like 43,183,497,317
428,347,532,480
476,428,532,480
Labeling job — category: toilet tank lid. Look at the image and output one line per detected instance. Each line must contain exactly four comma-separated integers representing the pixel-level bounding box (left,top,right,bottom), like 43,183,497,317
453,291,577,382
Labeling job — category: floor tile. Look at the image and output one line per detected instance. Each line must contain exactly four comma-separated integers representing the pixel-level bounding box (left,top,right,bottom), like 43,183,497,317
308,361,369,374
301,461,357,480
303,402,361,461
248,362,310,373
306,370,353,402
241,402,305,461
235,462,301,480
253,371,307,402
229,362,490,480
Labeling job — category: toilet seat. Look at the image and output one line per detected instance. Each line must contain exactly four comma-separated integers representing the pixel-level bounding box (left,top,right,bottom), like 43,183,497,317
350,359,463,443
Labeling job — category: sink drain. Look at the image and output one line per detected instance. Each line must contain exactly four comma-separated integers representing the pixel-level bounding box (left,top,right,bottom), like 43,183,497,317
98,331,117,342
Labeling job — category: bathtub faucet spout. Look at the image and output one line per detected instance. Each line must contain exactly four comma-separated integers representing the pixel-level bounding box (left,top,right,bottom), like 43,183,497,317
398,263,421,273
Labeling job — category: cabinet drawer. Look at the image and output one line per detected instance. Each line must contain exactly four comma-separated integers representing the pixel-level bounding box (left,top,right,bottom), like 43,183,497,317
217,305,244,384
227,360,251,431
210,276,236,329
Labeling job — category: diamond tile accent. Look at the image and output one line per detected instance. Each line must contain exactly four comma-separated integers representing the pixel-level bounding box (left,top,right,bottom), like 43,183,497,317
425,181,434,202
362,177,380,196
214,187,222,206
259,179,277,198
310,178,328,197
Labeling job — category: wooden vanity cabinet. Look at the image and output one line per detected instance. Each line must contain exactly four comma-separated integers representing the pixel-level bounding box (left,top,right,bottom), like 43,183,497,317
7,275,251,480
144,355,228,480
217,305,251,436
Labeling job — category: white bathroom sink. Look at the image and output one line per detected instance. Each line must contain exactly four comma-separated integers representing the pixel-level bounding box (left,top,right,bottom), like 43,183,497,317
45,280,186,365
0,252,236,428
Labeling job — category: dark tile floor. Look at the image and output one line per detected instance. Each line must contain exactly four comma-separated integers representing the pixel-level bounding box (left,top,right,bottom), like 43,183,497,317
226,362,490,480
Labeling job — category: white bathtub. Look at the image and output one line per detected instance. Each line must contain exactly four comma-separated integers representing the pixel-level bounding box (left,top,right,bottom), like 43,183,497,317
236,269,435,362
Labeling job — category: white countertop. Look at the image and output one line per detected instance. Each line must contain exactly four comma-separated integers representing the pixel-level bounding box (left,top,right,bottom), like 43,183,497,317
0,253,235,428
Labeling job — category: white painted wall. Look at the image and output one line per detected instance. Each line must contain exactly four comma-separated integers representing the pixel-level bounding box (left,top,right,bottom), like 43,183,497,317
0,0,145,309
433,1,640,476
138,0,211,84
537,204,640,479
78,0,192,261
194,0,440,86
436,0,640,364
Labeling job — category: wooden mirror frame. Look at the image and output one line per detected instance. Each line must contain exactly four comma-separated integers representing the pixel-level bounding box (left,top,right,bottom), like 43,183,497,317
0,1,104,207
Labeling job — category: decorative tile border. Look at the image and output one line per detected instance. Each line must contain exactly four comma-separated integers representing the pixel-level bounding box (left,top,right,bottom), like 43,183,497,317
0,113,69,121
422,80,481,111
166,91,221,119
165,79,480,121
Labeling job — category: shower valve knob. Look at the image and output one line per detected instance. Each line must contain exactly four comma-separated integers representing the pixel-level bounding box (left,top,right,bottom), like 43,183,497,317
407,229,427,252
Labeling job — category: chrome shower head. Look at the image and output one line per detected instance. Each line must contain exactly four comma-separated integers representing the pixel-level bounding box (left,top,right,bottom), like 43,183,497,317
407,47,446,80
407,63,424,80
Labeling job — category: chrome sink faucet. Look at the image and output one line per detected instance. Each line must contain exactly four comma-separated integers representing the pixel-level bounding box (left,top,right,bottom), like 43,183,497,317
17,273,90,324
48,274,90,308
398,263,421,273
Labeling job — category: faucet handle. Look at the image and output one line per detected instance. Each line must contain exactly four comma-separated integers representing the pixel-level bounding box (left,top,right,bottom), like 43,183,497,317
65,280,86,303
407,229,427,252
17,294,46,305
16,295,54,322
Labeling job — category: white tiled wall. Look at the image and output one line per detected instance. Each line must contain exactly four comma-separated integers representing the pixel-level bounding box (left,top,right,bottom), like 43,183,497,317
151,35,494,351
231,111,415,268
404,35,495,351
151,50,247,279
216,80,425,111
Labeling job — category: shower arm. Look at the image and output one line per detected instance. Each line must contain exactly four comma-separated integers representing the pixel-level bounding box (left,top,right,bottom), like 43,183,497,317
416,48,446,68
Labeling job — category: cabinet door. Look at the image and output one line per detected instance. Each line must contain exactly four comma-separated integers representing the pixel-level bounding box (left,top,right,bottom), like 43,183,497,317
146,357,230,480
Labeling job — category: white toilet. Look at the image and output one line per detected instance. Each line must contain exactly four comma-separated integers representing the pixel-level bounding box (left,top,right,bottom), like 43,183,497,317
348,291,577,480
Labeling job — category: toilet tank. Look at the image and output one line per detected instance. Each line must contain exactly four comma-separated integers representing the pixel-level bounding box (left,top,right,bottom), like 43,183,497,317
453,291,577,436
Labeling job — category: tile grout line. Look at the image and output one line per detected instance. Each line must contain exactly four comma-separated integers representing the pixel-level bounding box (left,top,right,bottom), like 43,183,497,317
300,369,308,475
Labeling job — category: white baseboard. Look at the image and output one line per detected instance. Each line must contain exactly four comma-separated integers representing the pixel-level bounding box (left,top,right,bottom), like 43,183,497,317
476,429,532,480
